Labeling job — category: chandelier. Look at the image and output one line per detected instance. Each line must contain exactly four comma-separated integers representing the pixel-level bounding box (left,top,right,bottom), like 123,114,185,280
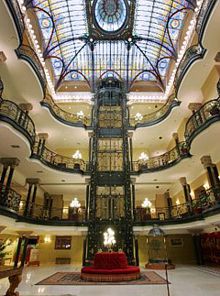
70,197,81,208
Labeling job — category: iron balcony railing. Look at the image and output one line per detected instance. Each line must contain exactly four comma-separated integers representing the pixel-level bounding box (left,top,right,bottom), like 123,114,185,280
0,185,21,212
131,142,189,173
0,186,219,225
0,98,90,174
129,95,180,128
41,94,91,127
0,99,36,144
134,186,220,224
31,141,90,173
185,98,220,145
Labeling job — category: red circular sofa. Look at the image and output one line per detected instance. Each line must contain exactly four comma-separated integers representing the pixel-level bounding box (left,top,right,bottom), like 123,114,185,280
81,252,140,282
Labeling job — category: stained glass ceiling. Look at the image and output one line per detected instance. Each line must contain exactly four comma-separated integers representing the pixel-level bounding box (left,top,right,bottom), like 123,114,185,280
30,0,197,92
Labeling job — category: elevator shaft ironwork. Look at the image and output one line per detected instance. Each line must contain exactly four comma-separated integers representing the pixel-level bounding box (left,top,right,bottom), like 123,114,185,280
86,78,134,264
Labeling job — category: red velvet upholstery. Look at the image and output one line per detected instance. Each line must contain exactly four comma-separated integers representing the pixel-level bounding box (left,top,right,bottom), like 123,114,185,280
82,266,140,274
93,252,128,269
81,252,140,282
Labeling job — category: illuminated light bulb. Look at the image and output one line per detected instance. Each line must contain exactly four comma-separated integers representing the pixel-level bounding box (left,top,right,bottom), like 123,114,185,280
70,197,81,208
72,150,82,159
139,152,149,162
142,198,152,208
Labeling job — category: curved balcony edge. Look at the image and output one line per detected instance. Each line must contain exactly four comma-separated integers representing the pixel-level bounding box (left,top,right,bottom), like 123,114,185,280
131,142,191,175
0,205,88,227
40,100,92,130
174,0,217,95
30,153,90,176
175,45,206,95
184,97,220,147
1,202,220,227
15,45,47,95
129,98,181,129
5,0,25,44
134,203,220,227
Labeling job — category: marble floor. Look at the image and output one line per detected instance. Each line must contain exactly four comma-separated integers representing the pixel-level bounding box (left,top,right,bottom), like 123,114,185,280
0,265,220,296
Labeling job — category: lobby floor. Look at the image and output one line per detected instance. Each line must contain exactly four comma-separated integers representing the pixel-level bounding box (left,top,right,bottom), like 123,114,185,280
0,265,220,296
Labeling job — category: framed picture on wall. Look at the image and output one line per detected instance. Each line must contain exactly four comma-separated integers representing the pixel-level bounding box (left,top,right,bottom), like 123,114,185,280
170,238,184,247
55,236,72,250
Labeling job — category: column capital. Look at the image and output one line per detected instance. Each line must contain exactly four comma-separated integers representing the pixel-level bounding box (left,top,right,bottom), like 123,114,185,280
179,177,187,186
188,103,202,112
38,133,49,140
200,155,213,168
131,177,136,184
128,132,133,138
19,103,33,112
26,178,40,185
88,132,94,137
16,231,33,237
85,178,91,184
0,158,20,168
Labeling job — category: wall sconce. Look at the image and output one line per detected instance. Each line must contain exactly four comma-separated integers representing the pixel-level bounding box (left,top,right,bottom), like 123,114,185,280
63,208,68,214
139,152,149,162
72,150,82,159
176,198,180,206
44,236,51,244
203,182,209,190
19,201,24,210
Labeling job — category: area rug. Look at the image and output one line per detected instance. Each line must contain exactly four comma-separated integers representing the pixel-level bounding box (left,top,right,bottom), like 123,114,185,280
36,271,169,286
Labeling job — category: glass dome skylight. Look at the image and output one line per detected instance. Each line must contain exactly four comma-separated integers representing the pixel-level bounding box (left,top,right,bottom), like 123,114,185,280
94,0,128,33
30,0,197,92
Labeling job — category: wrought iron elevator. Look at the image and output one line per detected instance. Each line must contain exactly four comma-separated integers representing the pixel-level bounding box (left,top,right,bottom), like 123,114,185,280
86,78,134,264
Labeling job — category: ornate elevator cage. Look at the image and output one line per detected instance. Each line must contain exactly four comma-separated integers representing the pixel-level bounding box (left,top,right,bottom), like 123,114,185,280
86,78,134,264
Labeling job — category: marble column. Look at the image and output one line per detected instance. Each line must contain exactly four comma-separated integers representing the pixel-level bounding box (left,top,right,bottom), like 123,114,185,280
0,158,20,206
179,177,192,213
201,155,220,200
24,178,40,216
37,133,49,156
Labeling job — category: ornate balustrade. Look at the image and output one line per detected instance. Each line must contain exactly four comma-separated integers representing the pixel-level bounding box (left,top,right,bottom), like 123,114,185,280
129,95,180,128
134,187,220,225
0,99,36,144
0,98,89,174
31,141,90,174
41,94,91,127
0,186,220,226
185,98,220,146
131,142,190,174
0,185,21,212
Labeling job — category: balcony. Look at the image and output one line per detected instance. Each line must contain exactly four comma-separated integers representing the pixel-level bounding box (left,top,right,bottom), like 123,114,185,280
0,185,220,227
